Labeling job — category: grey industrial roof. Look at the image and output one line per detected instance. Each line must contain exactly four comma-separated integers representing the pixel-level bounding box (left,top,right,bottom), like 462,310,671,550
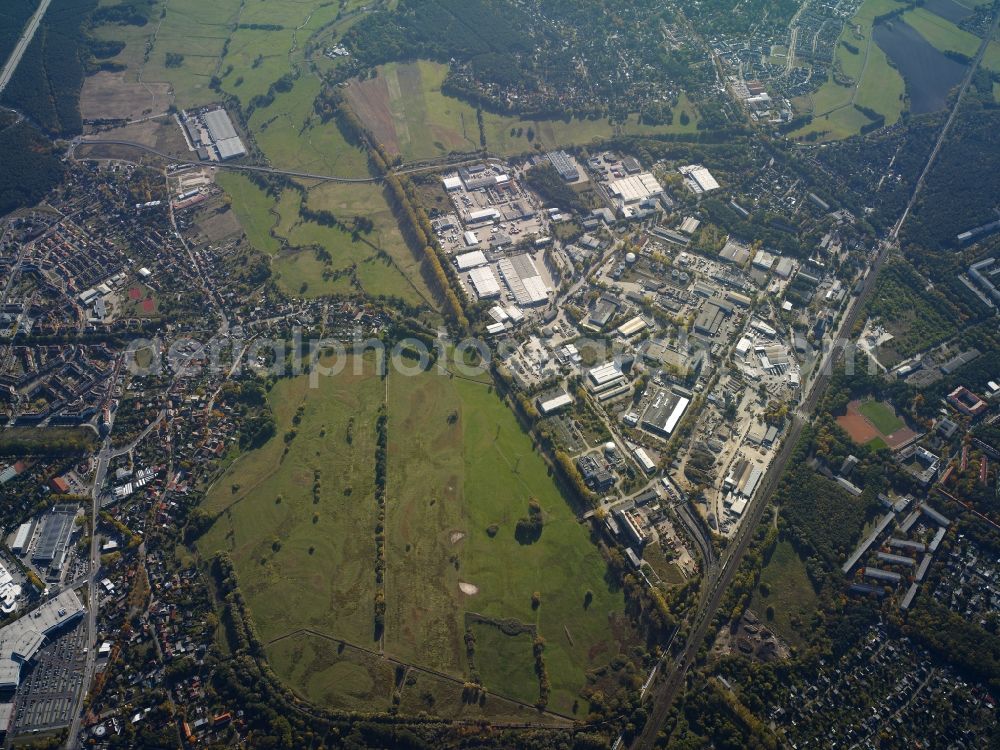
203,108,238,141
0,590,84,689
32,508,76,563
215,137,246,159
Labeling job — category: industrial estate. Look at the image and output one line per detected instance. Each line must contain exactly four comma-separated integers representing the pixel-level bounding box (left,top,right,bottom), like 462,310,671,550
0,0,998,748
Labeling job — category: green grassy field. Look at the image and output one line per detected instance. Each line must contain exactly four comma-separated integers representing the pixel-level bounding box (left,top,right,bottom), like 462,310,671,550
197,362,626,715
470,623,540,705
790,0,907,141
214,172,281,255
868,436,890,451
901,7,1000,73
199,356,384,649
482,97,701,155
385,370,626,714
641,543,686,587
750,540,819,648
142,0,239,107
267,634,397,712
903,7,981,57
858,400,905,434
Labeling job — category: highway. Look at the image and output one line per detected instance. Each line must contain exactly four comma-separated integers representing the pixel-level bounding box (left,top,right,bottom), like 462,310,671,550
0,0,51,96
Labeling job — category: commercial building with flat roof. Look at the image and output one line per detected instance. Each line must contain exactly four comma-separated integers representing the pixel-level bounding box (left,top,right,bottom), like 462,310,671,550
608,173,663,206
546,150,579,182
203,108,237,141
467,266,501,299
214,136,246,160
498,255,549,306
537,392,573,415
10,522,32,555
589,361,625,387
641,390,690,437
634,447,656,474
455,249,487,270
720,239,751,266
0,589,84,689
617,316,648,338
679,164,720,193
466,208,501,226
32,506,77,575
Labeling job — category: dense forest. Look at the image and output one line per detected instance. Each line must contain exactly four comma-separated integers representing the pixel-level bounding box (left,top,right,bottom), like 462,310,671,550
341,0,711,120
0,0,98,136
0,115,64,217
904,106,1000,250
0,0,38,66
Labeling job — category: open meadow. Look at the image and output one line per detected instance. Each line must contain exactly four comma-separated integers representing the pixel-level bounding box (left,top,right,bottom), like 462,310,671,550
198,361,627,716
199,356,384,649
385,369,627,714
749,540,819,649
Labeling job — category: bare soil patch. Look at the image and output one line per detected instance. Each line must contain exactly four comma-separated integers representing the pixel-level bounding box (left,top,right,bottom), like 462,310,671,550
345,76,400,156
81,72,172,121
458,581,478,595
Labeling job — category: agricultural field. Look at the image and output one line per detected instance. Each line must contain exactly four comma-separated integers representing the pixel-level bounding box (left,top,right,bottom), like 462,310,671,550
791,0,907,141
346,61,701,161
749,540,819,649
385,370,627,715
345,61,481,161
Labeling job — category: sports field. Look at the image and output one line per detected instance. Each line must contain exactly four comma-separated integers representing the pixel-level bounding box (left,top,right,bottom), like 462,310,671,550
858,400,905,435
837,399,917,450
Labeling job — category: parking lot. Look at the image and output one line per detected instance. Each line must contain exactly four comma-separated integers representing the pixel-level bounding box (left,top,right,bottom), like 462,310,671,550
10,616,86,736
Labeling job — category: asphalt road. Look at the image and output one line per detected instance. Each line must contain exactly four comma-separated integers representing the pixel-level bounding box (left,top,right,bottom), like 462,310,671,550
0,0,51,96
73,138,378,184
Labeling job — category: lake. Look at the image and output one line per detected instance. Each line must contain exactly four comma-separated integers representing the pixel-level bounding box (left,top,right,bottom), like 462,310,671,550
872,19,967,114
922,0,973,24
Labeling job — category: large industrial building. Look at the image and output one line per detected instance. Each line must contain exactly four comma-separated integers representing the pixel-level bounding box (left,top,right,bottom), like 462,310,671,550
467,266,502,299
0,589,84,690
641,390,690,437
202,108,247,160
179,107,246,161
455,250,488,271
546,150,580,182
31,505,78,578
497,255,550,306
679,164,720,194
607,173,664,217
